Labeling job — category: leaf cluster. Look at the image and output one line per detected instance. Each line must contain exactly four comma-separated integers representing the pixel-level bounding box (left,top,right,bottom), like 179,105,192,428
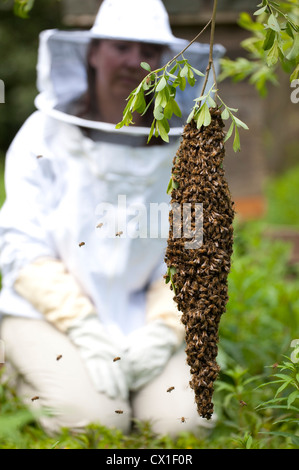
164,266,177,293
116,57,204,143
186,84,249,152
255,346,299,446
12,0,35,18
218,1,299,96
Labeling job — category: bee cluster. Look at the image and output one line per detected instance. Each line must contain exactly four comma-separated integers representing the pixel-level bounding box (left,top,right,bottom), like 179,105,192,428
165,107,234,419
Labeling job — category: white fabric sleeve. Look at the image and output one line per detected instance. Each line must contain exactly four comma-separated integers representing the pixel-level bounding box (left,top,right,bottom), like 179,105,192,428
145,276,185,345
14,257,96,332
0,113,57,289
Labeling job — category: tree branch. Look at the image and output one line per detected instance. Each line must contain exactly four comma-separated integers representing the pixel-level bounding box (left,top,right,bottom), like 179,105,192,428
200,0,218,96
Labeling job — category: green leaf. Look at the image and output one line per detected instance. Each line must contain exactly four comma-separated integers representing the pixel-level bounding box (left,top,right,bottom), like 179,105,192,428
268,13,281,33
166,177,173,195
132,91,146,113
224,121,234,142
157,119,169,142
196,106,205,128
207,96,217,108
263,29,276,51
234,116,249,130
290,63,299,81
203,103,211,126
253,6,267,15
164,100,173,120
187,108,195,123
266,41,280,66
169,63,178,75
233,126,241,152
180,64,189,78
178,76,186,91
153,104,164,121
187,68,196,87
286,33,299,61
169,266,177,276
171,99,182,118
155,88,169,108
287,390,299,408
147,119,156,143
156,76,167,92
246,435,253,449
275,379,293,397
140,62,151,72
221,107,230,120
191,66,205,77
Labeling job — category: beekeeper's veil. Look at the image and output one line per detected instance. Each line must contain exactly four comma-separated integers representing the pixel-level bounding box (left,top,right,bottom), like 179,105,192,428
34,0,225,136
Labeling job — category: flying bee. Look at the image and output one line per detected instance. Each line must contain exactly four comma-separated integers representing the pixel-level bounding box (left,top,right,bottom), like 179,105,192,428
36,154,43,159
239,400,247,407
115,231,123,237
31,396,39,401
115,410,123,414
178,417,187,423
56,354,62,361
113,356,121,362
166,386,175,393
96,223,103,228
79,242,85,247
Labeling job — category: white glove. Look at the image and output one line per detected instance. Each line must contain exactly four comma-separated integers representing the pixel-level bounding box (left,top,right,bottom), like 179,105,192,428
67,315,129,400
125,320,179,391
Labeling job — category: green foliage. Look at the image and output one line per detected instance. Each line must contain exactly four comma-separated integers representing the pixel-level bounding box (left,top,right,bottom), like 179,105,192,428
218,1,299,96
0,0,62,155
117,57,248,151
255,346,299,447
13,0,35,18
164,266,177,293
116,56,201,144
264,163,299,228
1,218,299,449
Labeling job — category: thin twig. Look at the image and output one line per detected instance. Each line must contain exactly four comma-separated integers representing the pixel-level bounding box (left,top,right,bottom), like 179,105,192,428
200,0,218,97
165,18,212,68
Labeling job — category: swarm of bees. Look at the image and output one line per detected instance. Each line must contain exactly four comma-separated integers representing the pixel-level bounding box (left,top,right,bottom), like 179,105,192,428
164,108,234,420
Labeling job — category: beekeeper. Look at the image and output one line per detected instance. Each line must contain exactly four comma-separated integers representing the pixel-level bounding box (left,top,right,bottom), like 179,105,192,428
0,0,224,436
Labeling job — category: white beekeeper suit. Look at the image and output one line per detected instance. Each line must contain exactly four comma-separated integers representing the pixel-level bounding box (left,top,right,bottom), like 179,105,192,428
0,0,224,433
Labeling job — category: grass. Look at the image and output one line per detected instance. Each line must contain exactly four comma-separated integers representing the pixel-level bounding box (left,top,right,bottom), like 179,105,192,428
0,161,299,449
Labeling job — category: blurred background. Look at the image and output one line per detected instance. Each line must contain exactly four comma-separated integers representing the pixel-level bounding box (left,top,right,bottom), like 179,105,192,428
0,1,298,448
0,0,298,224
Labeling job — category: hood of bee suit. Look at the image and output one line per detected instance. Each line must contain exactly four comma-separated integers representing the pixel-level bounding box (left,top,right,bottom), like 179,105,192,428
34,0,226,136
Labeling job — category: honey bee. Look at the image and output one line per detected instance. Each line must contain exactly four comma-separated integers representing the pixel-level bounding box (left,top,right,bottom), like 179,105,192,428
239,400,247,407
96,223,103,228
79,242,85,247
115,410,123,414
113,356,121,362
56,354,62,361
166,386,175,393
36,155,43,159
31,396,39,401
115,231,123,237
178,416,187,423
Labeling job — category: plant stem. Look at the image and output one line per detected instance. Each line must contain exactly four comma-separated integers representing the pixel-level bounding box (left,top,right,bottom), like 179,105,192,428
200,0,218,97
166,19,212,68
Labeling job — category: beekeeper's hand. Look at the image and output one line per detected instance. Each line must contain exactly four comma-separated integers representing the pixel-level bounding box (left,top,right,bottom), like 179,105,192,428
67,314,129,400
125,320,180,391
